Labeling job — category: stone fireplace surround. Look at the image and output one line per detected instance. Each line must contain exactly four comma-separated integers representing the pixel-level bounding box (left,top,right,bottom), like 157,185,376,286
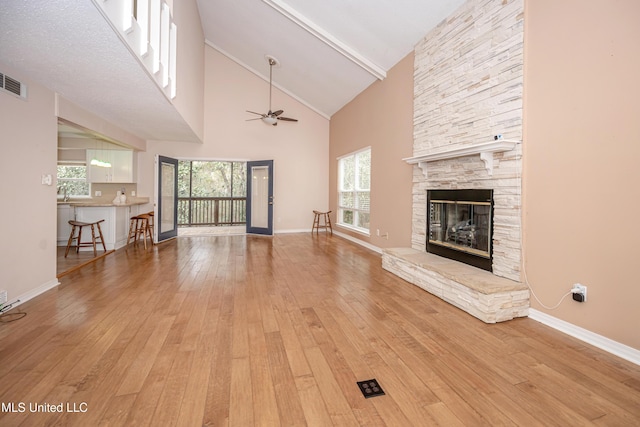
381,141,529,323
381,0,528,323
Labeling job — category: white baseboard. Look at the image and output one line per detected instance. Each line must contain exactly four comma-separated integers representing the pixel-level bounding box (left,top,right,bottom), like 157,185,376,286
5,278,60,311
332,230,382,254
274,228,311,234
529,309,640,366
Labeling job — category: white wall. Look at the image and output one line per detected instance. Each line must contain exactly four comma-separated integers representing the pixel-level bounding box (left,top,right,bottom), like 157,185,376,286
136,47,330,232
0,62,59,305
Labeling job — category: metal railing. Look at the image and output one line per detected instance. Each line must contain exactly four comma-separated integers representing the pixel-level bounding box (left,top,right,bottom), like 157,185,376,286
178,197,246,226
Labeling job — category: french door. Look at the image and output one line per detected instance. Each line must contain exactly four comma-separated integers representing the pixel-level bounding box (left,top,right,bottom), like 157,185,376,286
155,155,179,242
246,160,274,235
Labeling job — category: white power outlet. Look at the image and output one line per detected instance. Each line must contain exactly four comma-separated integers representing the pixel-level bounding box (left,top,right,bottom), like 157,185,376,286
571,283,587,302
0,290,7,305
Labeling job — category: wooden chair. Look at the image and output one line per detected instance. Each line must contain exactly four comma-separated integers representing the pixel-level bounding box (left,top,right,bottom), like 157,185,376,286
65,220,107,257
127,213,154,249
312,210,333,235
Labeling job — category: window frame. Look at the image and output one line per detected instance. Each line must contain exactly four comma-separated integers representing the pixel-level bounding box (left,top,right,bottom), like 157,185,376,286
57,163,91,199
337,147,371,235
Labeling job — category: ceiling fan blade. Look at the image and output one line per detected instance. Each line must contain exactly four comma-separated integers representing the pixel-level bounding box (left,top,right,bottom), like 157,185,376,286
272,110,283,116
277,116,298,122
246,117,264,121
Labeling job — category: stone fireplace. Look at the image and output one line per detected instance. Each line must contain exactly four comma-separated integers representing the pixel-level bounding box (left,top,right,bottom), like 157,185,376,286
381,0,528,322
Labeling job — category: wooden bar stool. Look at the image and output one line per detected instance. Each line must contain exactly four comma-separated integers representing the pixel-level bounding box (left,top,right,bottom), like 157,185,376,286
127,213,153,249
312,210,332,235
65,220,107,257
146,211,154,243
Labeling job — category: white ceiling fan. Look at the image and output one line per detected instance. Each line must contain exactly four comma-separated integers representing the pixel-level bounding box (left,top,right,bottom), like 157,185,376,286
246,55,298,126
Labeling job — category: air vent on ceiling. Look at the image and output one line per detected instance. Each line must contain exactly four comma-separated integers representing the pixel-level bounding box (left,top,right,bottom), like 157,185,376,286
0,72,28,99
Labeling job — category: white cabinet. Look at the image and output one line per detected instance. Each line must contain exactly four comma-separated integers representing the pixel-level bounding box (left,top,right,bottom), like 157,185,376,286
57,204,76,246
75,206,131,250
86,149,135,183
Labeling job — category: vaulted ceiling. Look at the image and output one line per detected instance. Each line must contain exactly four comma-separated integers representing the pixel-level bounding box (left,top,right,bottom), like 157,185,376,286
199,0,466,118
0,0,465,142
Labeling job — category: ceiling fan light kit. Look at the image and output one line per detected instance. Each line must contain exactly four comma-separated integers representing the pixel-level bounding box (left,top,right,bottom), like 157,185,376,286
247,55,298,126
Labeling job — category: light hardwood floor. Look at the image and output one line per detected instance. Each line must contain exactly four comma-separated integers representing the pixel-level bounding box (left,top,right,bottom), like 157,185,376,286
2,233,639,426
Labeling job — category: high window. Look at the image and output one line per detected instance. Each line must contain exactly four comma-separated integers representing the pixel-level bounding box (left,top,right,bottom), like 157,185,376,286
337,147,371,233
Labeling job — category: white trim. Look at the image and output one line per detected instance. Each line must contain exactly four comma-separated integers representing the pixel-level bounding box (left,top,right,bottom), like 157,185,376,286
333,230,382,254
529,309,640,366
5,279,60,312
335,223,370,237
261,0,386,81
274,228,311,234
403,140,520,178
336,145,372,160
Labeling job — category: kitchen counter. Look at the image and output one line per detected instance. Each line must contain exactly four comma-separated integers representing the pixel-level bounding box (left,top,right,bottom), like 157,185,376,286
57,198,151,250
57,197,150,207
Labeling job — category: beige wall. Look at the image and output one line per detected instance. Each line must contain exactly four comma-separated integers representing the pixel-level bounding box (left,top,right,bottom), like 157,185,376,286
57,97,146,151
329,53,414,249
524,0,640,349
0,62,58,304
137,47,330,232
170,0,205,142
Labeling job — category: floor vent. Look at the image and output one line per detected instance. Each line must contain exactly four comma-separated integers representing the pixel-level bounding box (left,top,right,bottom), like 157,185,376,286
0,72,27,99
357,379,385,398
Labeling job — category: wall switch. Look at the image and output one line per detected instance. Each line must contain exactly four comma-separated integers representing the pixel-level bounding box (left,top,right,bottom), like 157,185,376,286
376,229,380,236
41,174,52,185
95,190,102,197
0,290,7,305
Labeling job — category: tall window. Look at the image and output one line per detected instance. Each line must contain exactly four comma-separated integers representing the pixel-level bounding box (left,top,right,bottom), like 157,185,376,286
57,164,90,197
338,147,371,233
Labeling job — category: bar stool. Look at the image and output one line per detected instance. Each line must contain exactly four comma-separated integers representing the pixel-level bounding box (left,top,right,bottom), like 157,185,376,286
65,220,107,257
146,211,154,242
127,213,153,249
312,210,333,235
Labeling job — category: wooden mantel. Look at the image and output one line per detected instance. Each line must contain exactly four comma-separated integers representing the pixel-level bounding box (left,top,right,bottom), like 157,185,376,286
403,140,520,177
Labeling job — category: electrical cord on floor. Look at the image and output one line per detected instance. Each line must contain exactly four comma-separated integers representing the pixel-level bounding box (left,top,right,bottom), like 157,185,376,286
0,300,27,323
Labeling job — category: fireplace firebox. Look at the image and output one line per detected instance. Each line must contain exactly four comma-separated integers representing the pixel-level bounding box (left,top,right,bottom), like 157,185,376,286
427,189,493,271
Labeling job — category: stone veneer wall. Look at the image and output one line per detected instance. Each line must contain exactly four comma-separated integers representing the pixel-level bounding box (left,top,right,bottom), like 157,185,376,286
412,0,524,281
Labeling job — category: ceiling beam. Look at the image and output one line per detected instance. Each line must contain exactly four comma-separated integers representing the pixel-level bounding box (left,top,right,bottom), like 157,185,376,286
262,0,387,80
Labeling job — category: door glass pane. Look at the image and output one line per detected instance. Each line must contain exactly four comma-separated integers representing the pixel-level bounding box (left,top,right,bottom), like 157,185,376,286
251,166,269,228
161,161,176,234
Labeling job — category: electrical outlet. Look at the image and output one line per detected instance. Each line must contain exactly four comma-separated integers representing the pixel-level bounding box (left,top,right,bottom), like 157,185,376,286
571,283,587,302
131,190,136,197
95,190,102,197
0,290,7,305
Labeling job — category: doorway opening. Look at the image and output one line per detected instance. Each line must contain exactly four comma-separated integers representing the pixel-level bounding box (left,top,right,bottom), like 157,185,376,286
177,160,247,235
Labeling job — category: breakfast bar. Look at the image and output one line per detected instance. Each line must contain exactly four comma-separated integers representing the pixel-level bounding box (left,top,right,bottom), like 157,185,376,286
57,198,150,251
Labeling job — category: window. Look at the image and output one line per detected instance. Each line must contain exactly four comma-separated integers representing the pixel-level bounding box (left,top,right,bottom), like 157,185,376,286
177,160,247,226
337,147,371,233
57,165,90,197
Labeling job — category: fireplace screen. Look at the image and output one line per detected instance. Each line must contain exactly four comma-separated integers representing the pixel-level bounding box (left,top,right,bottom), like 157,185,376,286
428,191,492,260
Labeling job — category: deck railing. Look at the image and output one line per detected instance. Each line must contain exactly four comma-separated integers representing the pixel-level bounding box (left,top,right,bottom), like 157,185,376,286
178,197,246,226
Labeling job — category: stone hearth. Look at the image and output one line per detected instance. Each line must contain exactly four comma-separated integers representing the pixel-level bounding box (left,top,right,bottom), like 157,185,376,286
382,248,529,323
